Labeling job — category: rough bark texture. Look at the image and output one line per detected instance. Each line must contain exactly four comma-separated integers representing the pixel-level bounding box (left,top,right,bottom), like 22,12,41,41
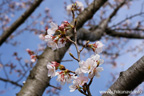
102,56,144,96
17,0,107,96
0,0,43,46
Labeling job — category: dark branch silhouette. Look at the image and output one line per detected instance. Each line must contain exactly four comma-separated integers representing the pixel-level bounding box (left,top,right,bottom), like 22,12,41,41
0,77,22,87
0,0,43,46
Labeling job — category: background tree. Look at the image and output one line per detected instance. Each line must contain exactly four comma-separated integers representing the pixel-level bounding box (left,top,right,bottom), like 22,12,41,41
0,0,144,96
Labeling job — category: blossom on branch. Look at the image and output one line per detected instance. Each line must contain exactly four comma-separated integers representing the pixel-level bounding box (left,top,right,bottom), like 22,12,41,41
88,67,103,78
66,1,84,15
80,58,97,74
69,75,88,92
69,80,79,92
47,62,59,77
57,38,67,48
30,55,37,63
26,49,37,63
76,1,84,11
39,34,45,40
75,54,104,79
56,71,75,85
90,54,104,66
47,64,57,78
45,22,69,50
47,22,58,35
88,41,104,54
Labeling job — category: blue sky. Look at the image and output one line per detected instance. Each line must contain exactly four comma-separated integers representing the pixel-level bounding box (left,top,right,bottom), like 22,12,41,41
0,0,144,96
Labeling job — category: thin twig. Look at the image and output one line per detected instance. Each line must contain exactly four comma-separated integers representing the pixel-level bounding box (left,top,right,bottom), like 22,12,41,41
69,52,79,62
111,12,144,27
0,56,9,80
61,60,73,62
88,77,94,86
72,12,80,62
86,84,92,96
49,84,61,90
80,41,89,53
17,60,26,72
16,67,31,82
0,77,22,87
78,89,88,96
68,70,76,74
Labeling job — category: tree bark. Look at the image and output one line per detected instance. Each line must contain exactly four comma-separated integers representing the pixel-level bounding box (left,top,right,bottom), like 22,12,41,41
17,0,107,96
102,56,144,96
0,0,43,46
106,28,144,39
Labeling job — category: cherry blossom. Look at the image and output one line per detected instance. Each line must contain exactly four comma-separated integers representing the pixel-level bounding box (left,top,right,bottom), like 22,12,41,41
26,49,37,62
75,68,83,75
66,1,84,15
80,58,97,74
88,67,104,78
45,35,59,51
44,22,68,50
46,37,66,50
56,71,75,85
57,38,67,48
75,61,85,75
66,4,72,15
47,65,56,77
39,34,45,40
45,34,52,42
93,41,104,54
47,62,59,77
47,40,58,50
69,80,79,92
90,54,104,66
76,54,104,78
76,1,84,11
30,55,37,63
69,75,88,92
47,22,58,35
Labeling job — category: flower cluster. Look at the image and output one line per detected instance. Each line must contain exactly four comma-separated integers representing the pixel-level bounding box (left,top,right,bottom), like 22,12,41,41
69,54,104,92
66,1,84,15
69,74,88,92
76,54,104,78
42,6,105,94
26,49,37,63
47,61,76,85
44,21,72,50
47,40,104,92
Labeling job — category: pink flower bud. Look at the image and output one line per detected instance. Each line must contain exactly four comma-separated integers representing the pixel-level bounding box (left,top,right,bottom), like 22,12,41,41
63,21,69,24
26,48,34,55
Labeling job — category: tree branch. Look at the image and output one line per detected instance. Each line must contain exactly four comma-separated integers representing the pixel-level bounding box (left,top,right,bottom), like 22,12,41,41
17,0,107,96
0,0,43,46
102,56,144,96
106,28,144,39
0,77,22,88
107,0,127,23
77,1,126,41
111,12,144,28
77,26,144,41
